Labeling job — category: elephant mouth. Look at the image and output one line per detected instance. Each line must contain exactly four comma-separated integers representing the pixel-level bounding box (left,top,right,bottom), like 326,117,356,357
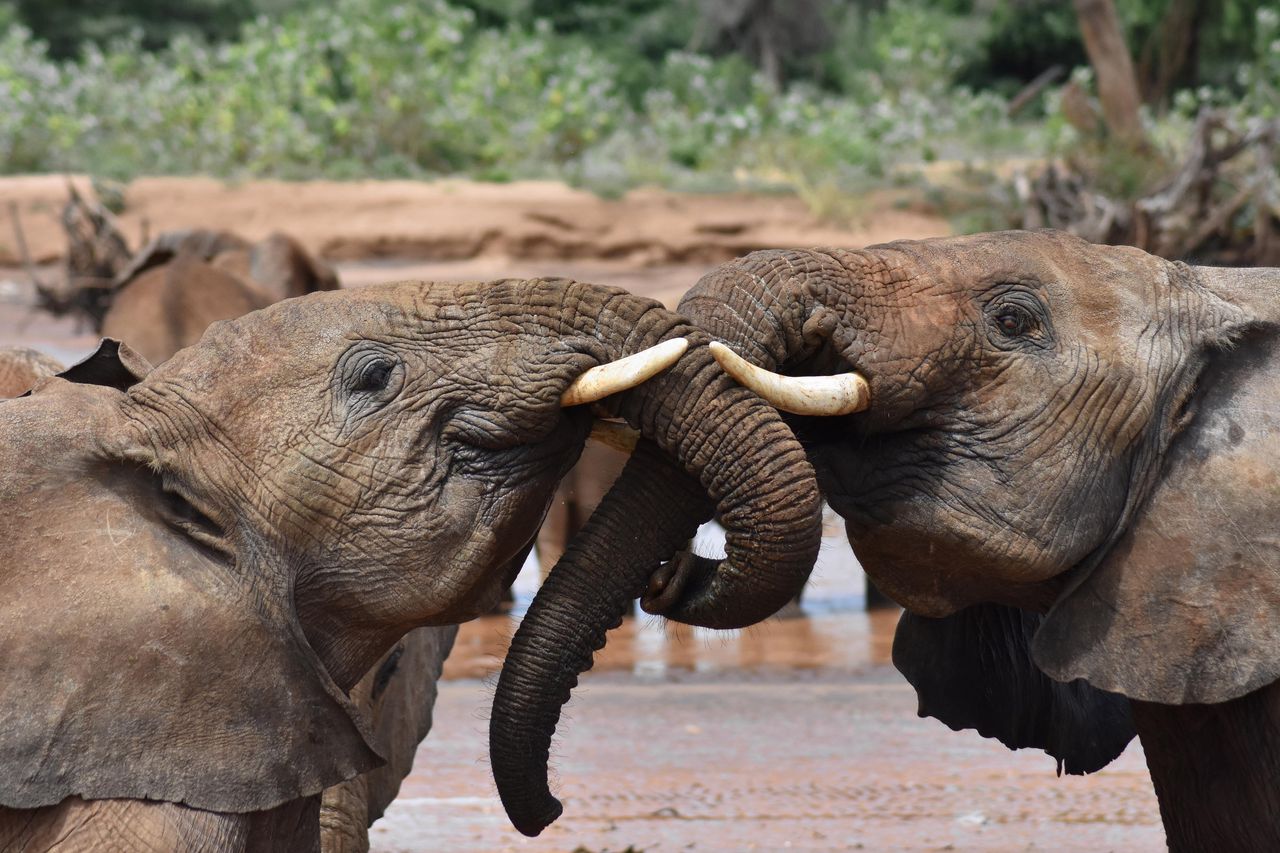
155,472,234,561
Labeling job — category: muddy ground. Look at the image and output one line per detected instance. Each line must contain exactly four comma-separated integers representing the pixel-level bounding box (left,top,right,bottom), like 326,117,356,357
0,176,1164,851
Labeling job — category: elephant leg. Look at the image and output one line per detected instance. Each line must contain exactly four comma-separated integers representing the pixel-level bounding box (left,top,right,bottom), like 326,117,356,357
1131,679,1280,852
318,627,457,853
246,796,321,852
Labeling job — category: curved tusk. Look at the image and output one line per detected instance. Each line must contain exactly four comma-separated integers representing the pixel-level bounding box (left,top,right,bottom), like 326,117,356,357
588,419,639,453
710,340,870,416
560,338,689,407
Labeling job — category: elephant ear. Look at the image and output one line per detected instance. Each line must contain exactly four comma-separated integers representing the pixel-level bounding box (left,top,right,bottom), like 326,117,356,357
56,338,152,389
1034,265,1280,705
0,376,381,812
893,604,1135,774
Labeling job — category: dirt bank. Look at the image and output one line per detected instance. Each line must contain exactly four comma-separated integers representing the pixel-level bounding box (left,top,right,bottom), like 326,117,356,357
0,175,949,267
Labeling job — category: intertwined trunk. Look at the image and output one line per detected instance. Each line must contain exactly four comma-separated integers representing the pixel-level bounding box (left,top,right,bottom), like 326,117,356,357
487,279,823,836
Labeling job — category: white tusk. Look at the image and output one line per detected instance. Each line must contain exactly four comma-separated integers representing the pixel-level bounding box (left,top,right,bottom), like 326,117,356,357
560,338,688,407
588,419,639,453
710,340,870,416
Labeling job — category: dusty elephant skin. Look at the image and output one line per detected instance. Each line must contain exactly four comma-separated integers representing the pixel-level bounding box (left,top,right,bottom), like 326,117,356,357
24,221,441,852
64,224,432,853
671,230,1280,851
0,279,822,851
0,346,63,397
317,627,456,853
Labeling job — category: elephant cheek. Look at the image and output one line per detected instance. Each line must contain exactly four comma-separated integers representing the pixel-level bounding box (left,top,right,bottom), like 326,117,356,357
851,523,1064,618
431,472,557,617
853,539,975,617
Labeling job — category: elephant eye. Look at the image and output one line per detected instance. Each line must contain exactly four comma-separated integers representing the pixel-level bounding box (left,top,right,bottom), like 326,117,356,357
335,344,405,417
984,289,1050,350
995,305,1033,337
353,359,394,393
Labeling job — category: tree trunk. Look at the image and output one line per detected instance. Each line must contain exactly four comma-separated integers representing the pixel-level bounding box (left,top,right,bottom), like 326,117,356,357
1137,0,1206,107
1073,0,1147,148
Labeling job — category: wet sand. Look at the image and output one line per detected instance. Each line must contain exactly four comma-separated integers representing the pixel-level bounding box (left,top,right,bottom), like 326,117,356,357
379,607,1162,852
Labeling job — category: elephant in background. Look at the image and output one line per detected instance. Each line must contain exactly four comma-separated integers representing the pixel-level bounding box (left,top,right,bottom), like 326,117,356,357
0,346,62,397
535,440,628,574
635,230,1279,850
101,229,340,365
0,277,821,850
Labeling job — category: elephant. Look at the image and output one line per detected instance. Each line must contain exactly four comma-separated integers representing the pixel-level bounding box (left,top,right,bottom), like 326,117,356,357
0,346,62,397
0,276,821,851
100,229,340,365
581,229,1275,851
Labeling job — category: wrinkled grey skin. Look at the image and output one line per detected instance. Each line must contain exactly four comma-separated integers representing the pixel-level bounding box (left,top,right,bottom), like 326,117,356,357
101,230,339,365
670,231,1280,851
0,277,820,851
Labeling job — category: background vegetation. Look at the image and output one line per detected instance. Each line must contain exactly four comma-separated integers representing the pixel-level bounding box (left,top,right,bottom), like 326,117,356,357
0,0,1274,220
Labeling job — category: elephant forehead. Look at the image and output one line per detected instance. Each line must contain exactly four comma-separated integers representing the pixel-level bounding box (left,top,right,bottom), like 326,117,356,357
877,231,1169,339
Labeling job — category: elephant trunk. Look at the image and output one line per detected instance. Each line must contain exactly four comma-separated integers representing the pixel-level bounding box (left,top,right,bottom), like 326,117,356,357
489,283,823,836
490,441,709,837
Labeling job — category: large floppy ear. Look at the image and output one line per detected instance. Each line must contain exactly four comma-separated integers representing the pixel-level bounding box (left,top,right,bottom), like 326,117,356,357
0,377,381,812
1034,265,1280,704
55,338,152,390
893,604,1135,774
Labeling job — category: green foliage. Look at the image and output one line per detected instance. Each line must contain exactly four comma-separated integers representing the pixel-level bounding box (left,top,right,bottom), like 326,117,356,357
1,0,1275,228
963,0,1273,100
0,0,1029,204
0,0,627,179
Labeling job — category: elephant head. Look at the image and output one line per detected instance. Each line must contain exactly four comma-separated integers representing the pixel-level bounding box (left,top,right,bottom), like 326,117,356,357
0,278,821,819
665,230,1280,772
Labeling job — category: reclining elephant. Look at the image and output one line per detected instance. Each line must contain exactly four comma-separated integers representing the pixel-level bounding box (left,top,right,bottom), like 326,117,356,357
587,229,1274,851
0,277,820,851
101,229,340,365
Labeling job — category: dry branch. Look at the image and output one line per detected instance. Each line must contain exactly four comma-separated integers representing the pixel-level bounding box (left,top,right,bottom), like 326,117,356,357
1020,110,1280,266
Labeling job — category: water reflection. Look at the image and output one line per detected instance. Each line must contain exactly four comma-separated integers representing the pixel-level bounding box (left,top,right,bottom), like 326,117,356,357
446,503,900,681
443,608,899,682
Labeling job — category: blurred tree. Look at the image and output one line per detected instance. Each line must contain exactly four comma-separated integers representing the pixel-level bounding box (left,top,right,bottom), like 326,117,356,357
1135,0,1208,104
1074,0,1146,147
965,0,1268,106
455,0,694,99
